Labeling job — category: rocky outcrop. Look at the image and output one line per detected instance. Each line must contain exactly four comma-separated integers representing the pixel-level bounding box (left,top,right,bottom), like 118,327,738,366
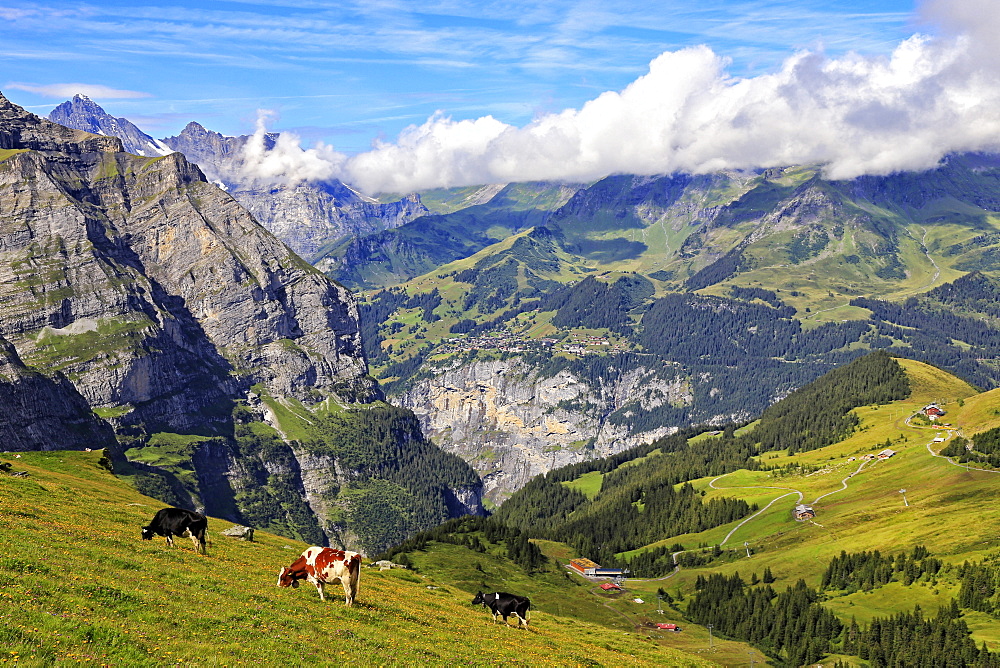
0,334,118,451
397,357,689,503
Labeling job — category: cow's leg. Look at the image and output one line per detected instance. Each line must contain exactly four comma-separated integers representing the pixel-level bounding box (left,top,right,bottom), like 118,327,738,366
189,532,202,553
514,612,527,627
315,581,325,601
165,534,174,547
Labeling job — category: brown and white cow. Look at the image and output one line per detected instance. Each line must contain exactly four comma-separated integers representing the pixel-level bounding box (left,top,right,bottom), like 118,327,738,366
277,546,362,606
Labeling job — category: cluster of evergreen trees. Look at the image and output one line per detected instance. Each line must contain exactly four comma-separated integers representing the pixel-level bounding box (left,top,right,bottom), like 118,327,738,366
686,573,843,666
941,428,1000,468
821,546,943,592
373,515,545,572
687,567,999,667
553,481,755,566
849,274,1000,389
957,559,1000,613
842,605,999,668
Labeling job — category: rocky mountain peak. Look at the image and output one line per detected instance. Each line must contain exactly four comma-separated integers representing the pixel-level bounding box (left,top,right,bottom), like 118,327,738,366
47,94,171,157
0,92,123,154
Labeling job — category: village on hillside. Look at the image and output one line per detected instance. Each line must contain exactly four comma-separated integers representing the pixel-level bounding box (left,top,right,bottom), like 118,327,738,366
430,330,632,357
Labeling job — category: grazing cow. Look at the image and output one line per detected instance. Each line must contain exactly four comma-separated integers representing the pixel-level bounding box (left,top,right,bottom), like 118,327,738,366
277,546,362,606
472,591,531,627
141,507,208,554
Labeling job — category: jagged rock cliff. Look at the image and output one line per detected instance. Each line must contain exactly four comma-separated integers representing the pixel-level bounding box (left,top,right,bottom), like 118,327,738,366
397,357,691,503
1,93,374,432
0,334,118,451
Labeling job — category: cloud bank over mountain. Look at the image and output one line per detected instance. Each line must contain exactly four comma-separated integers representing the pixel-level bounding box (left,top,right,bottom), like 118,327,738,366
239,0,1000,193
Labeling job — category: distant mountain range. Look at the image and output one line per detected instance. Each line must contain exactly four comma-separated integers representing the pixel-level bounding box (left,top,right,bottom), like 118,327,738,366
42,94,1000,504
48,95,429,262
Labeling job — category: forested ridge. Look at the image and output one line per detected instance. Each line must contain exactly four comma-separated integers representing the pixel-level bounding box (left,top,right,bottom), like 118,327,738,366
373,515,546,573
303,403,482,553
687,565,1000,668
752,350,911,454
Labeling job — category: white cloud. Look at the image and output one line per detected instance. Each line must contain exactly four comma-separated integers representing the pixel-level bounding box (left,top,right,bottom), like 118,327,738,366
238,110,345,184
5,82,152,99
238,0,1000,193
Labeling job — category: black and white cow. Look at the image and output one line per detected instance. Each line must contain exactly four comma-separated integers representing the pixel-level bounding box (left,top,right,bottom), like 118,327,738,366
472,591,531,627
141,507,208,554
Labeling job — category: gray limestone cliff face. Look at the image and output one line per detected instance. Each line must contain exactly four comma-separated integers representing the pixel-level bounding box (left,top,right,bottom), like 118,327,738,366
0,93,375,434
234,186,428,261
290,450,360,547
397,357,691,503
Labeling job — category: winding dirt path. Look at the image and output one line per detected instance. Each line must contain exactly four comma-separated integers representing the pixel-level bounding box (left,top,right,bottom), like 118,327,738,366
708,472,806,546
916,422,1000,475
811,460,868,504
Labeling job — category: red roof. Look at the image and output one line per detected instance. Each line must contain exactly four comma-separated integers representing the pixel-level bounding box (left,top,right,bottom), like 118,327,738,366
656,623,677,630
600,583,621,590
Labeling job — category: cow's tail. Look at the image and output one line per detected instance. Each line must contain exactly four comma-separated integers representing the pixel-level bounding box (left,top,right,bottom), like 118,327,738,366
348,553,362,601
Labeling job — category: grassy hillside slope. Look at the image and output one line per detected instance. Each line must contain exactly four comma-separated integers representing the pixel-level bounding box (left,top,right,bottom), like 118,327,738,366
599,360,1000,651
0,450,708,667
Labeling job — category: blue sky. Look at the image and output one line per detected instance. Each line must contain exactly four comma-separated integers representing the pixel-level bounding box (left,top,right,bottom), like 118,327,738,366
3,0,919,151
3,0,998,192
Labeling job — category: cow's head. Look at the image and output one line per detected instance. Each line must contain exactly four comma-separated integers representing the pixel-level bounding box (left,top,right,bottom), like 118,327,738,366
277,567,300,588
471,591,485,605
140,526,154,541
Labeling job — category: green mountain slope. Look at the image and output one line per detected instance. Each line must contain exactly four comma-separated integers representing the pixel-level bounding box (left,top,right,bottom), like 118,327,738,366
0,451,708,667
320,182,579,290
383,357,1000,665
